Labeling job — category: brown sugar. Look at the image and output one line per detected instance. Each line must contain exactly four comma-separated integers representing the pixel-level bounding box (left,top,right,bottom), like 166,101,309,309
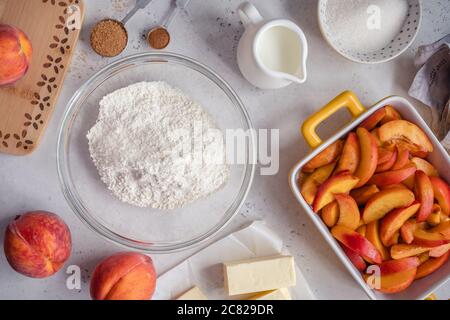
147,27,170,50
90,19,128,57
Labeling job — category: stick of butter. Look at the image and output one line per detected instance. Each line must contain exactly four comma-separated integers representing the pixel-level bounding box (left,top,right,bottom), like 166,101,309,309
223,255,296,296
249,288,292,300
176,286,208,300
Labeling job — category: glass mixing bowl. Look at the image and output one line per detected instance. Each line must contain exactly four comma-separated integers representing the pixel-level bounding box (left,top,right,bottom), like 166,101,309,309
57,52,255,253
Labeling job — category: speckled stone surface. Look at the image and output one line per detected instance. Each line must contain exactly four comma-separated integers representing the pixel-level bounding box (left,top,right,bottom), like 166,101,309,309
0,0,449,300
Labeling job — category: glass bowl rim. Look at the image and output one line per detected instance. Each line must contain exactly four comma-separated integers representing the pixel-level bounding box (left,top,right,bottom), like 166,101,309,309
57,51,256,254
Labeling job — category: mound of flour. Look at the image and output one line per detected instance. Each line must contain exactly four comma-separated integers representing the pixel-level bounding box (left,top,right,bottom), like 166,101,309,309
87,81,229,209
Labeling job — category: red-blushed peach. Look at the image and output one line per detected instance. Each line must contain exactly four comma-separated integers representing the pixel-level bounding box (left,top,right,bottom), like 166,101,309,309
321,201,339,228
368,164,416,187
362,187,415,223
415,171,434,222
379,120,433,155
366,220,390,261
350,185,380,206
331,225,382,264
429,176,450,216
378,257,420,275
354,128,378,188
415,252,449,280
302,140,343,173
379,202,420,246
390,244,431,260
334,132,360,174
312,172,360,212
342,246,366,272
3,211,71,278
411,158,438,177
375,148,397,173
335,193,360,230
300,162,336,205
377,148,395,165
359,108,386,131
385,231,400,247
400,219,426,244
380,105,402,125
429,243,450,258
391,147,410,171
90,252,156,300
413,227,450,247
0,24,32,86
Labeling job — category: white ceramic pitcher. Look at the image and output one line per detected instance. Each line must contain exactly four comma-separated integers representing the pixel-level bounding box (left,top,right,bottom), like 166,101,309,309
237,2,308,89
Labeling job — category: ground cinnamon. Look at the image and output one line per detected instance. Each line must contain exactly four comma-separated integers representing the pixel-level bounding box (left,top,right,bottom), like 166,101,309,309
90,19,128,57
147,27,170,50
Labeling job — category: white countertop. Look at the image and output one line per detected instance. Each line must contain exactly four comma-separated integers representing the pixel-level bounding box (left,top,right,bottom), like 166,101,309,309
1,0,449,300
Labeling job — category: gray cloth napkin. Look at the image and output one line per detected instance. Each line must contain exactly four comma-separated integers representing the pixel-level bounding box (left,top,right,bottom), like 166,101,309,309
408,35,450,152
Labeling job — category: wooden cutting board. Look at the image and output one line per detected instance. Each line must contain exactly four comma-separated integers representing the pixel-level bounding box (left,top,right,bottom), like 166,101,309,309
0,0,84,155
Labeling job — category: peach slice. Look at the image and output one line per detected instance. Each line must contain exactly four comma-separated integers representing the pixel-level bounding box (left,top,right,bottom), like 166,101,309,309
321,201,339,227
390,244,431,260
343,247,367,272
429,220,450,238
385,231,401,247
300,162,336,205
312,172,360,212
378,257,420,275
380,106,402,125
418,252,430,264
350,185,380,206
429,177,450,216
380,202,420,247
375,149,398,173
302,140,343,173
368,260,418,294
411,158,438,177
426,204,442,226
413,228,450,247
368,164,416,187
362,187,415,223
331,225,382,264
415,171,434,222
366,221,390,261
415,252,449,280
400,219,426,244
357,225,367,237
378,120,433,155
391,147,410,171
377,148,395,165
359,108,386,131
429,243,450,258
334,132,360,174
354,128,378,188
335,193,360,230
371,128,383,146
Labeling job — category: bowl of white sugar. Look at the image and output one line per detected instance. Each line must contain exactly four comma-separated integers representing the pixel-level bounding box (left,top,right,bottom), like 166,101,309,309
318,0,421,63
57,52,255,253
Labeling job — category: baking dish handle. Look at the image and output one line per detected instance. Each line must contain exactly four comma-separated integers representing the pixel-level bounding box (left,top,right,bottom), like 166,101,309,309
301,91,366,149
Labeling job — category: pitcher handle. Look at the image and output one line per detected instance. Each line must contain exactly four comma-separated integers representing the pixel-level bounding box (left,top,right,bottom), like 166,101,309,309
238,2,263,28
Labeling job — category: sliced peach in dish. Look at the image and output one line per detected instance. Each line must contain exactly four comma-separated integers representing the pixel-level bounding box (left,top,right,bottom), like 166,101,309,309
429,177,450,216
357,224,367,237
426,205,442,226
331,225,382,264
368,164,416,187
375,151,398,173
321,201,339,227
380,105,402,125
354,128,378,188
350,185,380,206
300,162,336,205
378,257,420,275
334,132,360,175
302,140,343,173
411,158,438,177
390,244,431,260
400,219,426,244
312,172,360,212
378,120,433,155
415,171,434,222
413,227,450,247
335,193,360,230
359,108,386,131
362,187,415,223
429,243,450,258
377,148,394,165
342,246,367,272
429,220,450,238
366,221,390,261
371,128,382,146
415,252,449,280
380,202,420,247
391,147,410,171
385,231,400,247
418,252,430,264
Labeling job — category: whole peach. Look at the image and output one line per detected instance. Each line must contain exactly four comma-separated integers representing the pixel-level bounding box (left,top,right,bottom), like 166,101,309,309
90,252,157,300
4,211,72,278
0,24,32,86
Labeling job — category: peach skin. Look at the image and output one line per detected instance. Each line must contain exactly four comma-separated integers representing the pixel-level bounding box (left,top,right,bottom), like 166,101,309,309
415,252,449,280
350,185,380,206
366,220,390,261
429,243,450,258
411,158,438,177
362,187,415,224
0,24,32,86
415,171,434,222
354,127,378,188
3,211,71,278
380,105,402,125
312,172,360,212
379,202,420,247
331,225,382,264
321,201,339,228
342,246,366,272
90,252,156,300
391,147,410,171
429,176,450,216
375,148,397,173
359,108,386,131
377,148,395,165
335,193,360,230
368,164,416,187
300,162,336,205
378,257,420,275
302,140,343,173
334,132,360,175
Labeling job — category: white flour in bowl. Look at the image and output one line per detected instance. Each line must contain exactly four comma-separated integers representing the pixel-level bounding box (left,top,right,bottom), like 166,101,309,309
87,81,229,209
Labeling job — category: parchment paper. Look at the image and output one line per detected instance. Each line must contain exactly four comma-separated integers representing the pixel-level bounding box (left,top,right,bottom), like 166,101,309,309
153,221,316,300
